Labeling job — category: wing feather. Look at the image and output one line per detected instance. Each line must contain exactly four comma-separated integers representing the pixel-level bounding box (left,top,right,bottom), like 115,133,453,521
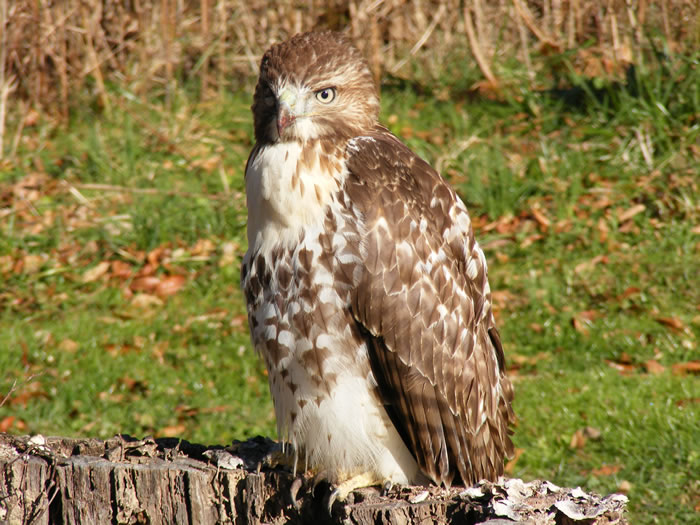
344,127,515,486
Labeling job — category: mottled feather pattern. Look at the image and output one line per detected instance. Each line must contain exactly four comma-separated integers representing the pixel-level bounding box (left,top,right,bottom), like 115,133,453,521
345,130,514,485
242,30,514,490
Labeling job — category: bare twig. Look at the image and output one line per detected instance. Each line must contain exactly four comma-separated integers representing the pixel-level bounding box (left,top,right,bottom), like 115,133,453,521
463,3,498,86
512,0,558,47
390,3,446,74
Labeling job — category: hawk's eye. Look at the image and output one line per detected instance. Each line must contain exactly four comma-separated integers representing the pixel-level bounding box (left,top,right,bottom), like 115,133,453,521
315,87,336,104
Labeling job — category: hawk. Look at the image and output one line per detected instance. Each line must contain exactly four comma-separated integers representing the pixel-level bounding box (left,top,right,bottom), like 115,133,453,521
241,30,515,502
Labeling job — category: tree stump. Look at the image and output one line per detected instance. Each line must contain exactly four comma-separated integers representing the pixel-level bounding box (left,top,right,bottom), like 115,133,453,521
0,433,627,524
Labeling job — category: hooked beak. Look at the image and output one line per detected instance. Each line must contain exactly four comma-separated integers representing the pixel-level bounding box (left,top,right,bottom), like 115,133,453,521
276,90,297,138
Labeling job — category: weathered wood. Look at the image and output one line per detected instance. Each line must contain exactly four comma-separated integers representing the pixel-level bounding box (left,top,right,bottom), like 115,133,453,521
0,433,628,524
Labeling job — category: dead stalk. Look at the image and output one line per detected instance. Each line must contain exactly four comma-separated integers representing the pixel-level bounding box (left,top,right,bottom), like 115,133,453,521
463,3,498,86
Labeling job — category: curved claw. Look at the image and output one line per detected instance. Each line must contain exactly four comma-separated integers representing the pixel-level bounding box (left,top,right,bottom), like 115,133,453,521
326,487,341,516
290,477,304,511
381,480,394,496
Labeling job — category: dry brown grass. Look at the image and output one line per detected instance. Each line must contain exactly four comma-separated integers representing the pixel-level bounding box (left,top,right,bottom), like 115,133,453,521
2,0,699,117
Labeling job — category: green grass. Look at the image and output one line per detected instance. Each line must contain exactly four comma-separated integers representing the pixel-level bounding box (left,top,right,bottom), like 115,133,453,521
1,52,699,523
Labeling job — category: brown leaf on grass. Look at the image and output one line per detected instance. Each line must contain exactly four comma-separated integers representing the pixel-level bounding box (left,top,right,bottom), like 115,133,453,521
671,361,700,376
504,447,524,474
530,206,550,229
618,203,645,223
191,156,221,173
617,287,641,301
111,260,132,279
158,424,186,438
643,359,665,375
82,261,111,283
0,255,13,274
155,275,186,298
675,397,700,408
118,375,148,392
655,316,686,332
574,254,608,275
520,234,544,248
8,381,49,406
130,293,163,309
0,416,15,432
691,225,700,234
617,480,632,493
21,254,44,274
130,276,161,293
583,426,602,440
191,238,216,257
605,359,636,375
147,246,168,266
509,352,550,369
591,464,622,477
618,352,633,364
58,339,79,352
572,315,591,336
570,429,587,449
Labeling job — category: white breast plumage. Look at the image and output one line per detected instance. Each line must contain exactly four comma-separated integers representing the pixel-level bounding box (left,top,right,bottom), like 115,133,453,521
245,140,346,257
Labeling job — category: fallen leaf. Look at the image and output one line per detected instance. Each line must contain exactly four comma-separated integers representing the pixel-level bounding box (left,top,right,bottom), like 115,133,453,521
8,381,48,406
531,207,551,229
572,316,591,335
617,480,632,493
504,447,524,474
22,254,44,275
618,352,633,364
191,238,216,257
605,359,636,375
520,234,543,248
130,276,161,293
671,361,700,376
0,255,13,274
130,293,163,309
570,429,587,449
111,260,132,279
158,424,186,438
0,416,15,432
591,464,622,476
118,375,148,392
655,316,686,332
574,254,608,274
643,359,665,375
155,275,186,298
617,287,641,301
675,397,700,408
583,426,602,440
618,203,645,223
82,261,110,283
58,339,79,352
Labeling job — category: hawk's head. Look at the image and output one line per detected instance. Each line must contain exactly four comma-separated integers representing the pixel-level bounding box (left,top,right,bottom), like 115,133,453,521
252,31,379,145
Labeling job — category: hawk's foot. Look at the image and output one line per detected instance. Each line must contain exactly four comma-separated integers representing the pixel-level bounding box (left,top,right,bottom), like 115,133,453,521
326,471,385,515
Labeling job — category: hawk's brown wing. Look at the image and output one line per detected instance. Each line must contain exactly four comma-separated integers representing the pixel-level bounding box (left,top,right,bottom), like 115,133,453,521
344,128,514,486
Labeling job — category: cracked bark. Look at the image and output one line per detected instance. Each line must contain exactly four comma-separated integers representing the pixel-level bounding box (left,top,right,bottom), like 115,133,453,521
0,434,627,525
